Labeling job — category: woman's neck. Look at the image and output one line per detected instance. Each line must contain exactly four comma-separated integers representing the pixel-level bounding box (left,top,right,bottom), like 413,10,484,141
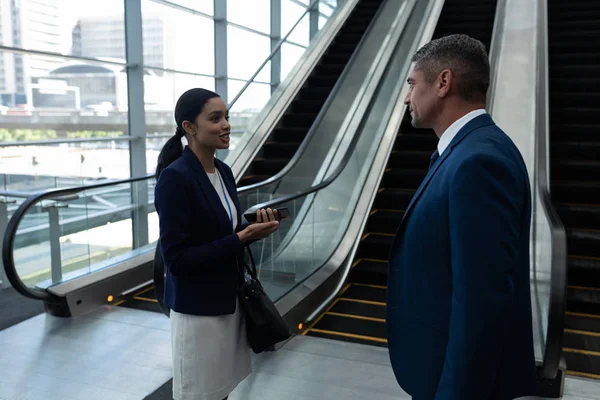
190,145,216,173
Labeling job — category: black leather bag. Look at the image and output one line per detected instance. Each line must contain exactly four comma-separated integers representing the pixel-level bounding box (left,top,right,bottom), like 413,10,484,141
238,247,291,353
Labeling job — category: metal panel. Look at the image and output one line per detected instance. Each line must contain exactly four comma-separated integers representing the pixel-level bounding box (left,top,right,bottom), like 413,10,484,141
124,0,149,249
271,0,282,93
214,0,228,101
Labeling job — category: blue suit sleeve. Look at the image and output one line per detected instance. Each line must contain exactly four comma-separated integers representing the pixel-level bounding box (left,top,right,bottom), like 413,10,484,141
434,153,526,399
155,167,244,276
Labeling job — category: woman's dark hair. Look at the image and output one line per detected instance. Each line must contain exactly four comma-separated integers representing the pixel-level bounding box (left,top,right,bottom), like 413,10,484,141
155,88,220,179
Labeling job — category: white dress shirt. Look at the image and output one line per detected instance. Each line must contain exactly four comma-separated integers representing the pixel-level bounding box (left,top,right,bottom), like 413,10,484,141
437,109,487,155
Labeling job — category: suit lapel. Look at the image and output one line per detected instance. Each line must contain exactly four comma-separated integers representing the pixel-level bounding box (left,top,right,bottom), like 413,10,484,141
182,147,232,232
398,114,495,229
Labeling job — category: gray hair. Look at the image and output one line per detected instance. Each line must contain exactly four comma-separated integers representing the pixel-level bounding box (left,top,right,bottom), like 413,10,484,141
412,34,490,102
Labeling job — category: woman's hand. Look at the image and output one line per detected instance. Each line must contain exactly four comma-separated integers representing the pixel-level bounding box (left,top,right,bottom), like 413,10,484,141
237,208,280,243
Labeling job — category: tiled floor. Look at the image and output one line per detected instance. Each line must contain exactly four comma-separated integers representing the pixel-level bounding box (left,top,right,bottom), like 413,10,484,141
0,307,598,400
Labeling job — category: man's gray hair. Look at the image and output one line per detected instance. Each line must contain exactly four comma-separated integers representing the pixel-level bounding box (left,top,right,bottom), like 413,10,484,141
412,34,490,102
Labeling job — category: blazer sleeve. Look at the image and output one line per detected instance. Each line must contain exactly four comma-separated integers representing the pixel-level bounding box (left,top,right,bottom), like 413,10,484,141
155,167,244,277
434,153,526,399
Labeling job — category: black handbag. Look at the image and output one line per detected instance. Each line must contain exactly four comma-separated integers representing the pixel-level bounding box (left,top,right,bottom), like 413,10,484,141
238,247,292,353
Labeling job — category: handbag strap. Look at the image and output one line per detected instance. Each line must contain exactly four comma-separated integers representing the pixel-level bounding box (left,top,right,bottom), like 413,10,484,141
243,246,259,280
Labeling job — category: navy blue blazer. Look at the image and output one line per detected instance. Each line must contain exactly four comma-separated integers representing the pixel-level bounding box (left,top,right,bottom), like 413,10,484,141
386,114,536,400
154,146,248,316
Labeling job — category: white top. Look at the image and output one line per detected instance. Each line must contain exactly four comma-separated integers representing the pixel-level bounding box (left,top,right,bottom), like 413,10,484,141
207,170,238,232
437,108,487,156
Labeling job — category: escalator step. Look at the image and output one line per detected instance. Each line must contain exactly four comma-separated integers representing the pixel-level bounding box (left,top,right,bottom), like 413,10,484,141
556,204,600,231
366,210,403,234
550,93,600,108
251,158,289,176
306,328,388,348
567,256,600,288
564,350,600,377
387,150,432,169
550,65,599,78
549,108,600,125
565,312,600,333
261,142,301,159
374,188,415,210
565,329,600,353
551,78,600,93
342,283,386,303
551,181,600,204
550,124,599,140
281,113,315,127
551,141,600,161
331,298,386,319
357,234,393,260
551,161,600,182
394,134,439,151
382,168,428,189
567,229,600,258
271,127,308,143
307,75,341,87
291,99,325,113
351,259,388,286
311,313,386,341
568,286,600,315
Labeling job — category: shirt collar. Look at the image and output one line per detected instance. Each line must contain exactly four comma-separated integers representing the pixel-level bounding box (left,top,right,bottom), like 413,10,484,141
437,109,487,155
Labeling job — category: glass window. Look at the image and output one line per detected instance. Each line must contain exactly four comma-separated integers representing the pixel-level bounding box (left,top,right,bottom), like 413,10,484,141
281,42,306,82
320,1,336,16
171,0,214,16
282,1,309,47
319,16,329,30
142,0,214,75
227,0,270,34
227,80,270,114
227,26,270,82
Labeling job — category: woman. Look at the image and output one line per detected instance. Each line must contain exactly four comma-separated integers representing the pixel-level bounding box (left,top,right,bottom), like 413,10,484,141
154,88,279,400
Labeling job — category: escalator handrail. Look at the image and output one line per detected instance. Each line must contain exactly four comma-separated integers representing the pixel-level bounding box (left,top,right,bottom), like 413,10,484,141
228,0,322,109
2,173,154,301
536,0,567,380
237,0,389,195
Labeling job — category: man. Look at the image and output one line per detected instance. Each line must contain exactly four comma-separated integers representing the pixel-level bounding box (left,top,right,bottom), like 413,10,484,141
386,34,536,400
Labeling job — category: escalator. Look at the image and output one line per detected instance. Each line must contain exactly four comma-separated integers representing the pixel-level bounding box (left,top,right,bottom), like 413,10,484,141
304,0,498,346
548,0,600,379
115,0,387,313
239,0,384,186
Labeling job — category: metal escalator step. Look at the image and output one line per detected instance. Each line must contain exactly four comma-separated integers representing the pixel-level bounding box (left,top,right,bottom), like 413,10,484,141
394,134,439,151
331,297,386,319
564,350,600,377
551,161,600,182
342,284,387,303
261,142,301,159
290,99,323,113
310,313,386,342
566,312,600,333
551,181,600,204
551,141,600,162
382,168,428,189
357,234,393,260
556,204,600,231
550,93,600,108
549,107,600,124
550,53,600,65
366,210,403,235
251,158,290,176
271,127,308,143
350,259,388,287
374,188,416,210
566,256,600,289
281,112,316,127
306,328,388,347
567,229,600,258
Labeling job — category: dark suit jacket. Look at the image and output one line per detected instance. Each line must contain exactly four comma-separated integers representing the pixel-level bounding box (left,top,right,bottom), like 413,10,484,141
386,114,537,400
154,146,248,315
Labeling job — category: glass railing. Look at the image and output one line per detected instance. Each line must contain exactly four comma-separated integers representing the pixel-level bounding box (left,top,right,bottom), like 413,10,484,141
1,176,157,299
241,0,431,302
220,0,342,164
236,0,415,209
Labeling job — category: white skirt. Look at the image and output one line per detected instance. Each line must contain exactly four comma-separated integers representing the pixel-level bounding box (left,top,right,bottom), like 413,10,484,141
170,299,252,400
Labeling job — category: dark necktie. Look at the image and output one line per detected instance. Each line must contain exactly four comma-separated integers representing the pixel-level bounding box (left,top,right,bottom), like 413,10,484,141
429,149,440,170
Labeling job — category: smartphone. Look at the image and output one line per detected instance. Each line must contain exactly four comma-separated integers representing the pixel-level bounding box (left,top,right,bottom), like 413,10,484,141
244,207,290,223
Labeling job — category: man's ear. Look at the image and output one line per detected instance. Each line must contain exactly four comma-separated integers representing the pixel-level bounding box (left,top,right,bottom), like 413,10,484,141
437,69,452,99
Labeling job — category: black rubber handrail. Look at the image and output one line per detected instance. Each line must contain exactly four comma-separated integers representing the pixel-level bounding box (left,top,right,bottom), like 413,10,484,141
2,173,154,301
236,0,387,195
536,0,567,380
